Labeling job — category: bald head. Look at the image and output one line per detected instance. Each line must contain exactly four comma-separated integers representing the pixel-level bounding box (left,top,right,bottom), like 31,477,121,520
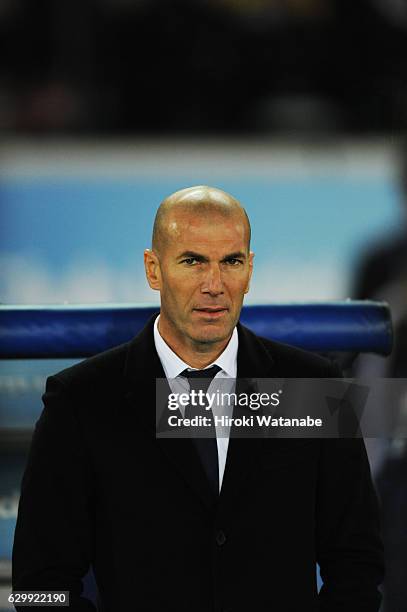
152,185,251,256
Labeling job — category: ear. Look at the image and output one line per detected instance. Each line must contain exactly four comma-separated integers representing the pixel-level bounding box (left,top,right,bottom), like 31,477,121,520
144,249,161,291
244,251,254,294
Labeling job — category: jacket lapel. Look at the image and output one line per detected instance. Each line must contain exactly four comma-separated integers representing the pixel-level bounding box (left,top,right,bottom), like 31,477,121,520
218,323,276,514
122,313,217,511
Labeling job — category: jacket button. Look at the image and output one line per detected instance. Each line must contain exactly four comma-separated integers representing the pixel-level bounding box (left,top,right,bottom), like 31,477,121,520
216,529,227,546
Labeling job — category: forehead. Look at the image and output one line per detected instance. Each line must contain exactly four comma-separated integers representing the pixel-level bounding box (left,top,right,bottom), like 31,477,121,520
165,209,248,252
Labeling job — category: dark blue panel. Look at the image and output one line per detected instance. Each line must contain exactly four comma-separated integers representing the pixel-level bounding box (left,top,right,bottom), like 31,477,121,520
0,302,393,358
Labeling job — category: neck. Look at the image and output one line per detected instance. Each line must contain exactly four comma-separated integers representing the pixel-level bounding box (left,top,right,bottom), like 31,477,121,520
158,316,231,369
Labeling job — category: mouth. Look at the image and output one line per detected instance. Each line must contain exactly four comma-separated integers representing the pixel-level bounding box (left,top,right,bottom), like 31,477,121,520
193,307,228,319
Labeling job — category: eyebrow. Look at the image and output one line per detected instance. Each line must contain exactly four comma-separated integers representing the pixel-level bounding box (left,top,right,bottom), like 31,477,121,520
177,251,247,262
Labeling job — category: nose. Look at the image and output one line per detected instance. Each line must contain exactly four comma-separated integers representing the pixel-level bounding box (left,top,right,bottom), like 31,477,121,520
201,263,224,296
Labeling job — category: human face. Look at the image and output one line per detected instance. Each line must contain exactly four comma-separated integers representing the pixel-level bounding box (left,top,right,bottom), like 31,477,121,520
145,210,253,350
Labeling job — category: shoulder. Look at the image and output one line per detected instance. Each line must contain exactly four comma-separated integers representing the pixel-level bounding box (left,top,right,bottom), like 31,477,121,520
265,337,339,377
48,340,130,395
240,323,340,377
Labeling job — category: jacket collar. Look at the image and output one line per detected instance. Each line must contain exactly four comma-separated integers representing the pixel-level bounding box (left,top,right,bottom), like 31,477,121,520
236,320,275,378
123,311,163,388
123,314,275,385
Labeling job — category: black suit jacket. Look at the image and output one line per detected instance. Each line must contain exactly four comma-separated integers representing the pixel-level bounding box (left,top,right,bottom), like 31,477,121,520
12,315,384,612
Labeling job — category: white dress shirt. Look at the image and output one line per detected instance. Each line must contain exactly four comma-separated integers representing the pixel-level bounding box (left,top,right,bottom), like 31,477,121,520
153,314,238,492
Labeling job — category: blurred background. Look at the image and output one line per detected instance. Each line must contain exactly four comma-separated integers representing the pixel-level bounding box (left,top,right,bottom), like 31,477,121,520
1,0,407,610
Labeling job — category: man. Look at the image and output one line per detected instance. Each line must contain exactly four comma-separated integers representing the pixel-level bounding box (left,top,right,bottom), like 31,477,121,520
13,186,384,611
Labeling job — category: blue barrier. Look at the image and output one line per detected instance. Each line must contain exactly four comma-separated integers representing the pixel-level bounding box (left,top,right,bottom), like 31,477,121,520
0,301,393,358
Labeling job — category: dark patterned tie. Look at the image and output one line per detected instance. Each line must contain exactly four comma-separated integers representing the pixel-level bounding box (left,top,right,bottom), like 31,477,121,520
180,365,221,495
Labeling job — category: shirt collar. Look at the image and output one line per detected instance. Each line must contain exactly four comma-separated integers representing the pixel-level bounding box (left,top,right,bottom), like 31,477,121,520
153,314,238,380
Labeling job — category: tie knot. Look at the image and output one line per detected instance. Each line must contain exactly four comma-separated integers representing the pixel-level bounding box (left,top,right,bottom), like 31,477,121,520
180,364,221,380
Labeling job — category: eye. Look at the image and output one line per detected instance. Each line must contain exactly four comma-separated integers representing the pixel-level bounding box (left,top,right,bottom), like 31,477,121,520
181,257,199,265
225,258,242,266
